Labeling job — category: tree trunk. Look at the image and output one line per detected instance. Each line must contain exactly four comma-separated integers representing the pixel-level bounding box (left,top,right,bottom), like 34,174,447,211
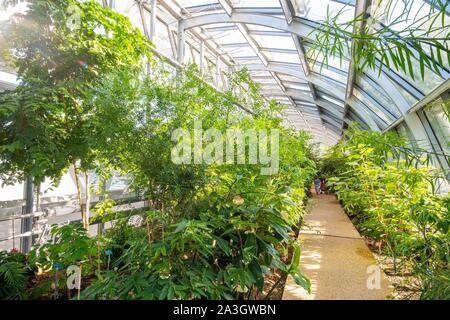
72,161,85,228
35,183,41,212
84,171,90,230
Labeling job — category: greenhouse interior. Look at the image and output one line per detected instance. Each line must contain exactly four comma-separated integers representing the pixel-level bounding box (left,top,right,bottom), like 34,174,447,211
0,0,449,303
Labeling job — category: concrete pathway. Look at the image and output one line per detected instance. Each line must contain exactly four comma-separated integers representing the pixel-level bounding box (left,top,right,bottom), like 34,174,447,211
282,193,391,300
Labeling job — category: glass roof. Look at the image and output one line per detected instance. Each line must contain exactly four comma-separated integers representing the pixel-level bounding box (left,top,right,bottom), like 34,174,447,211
0,0,448,146
292,0,355,23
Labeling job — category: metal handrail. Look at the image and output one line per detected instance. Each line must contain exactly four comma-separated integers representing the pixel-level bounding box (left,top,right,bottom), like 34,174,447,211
0,211,45,223
0,199,148,245
0,230,43,242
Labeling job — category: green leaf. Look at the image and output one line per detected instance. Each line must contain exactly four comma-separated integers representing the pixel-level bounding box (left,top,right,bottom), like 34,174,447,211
292,271,311,293
288,243,301,273
173,219,188,233
159,283,169,300
405,48,415,80
249,261,264,292
271,224,289,240
167,284,175,300
215,237,231,256
419,55,425,80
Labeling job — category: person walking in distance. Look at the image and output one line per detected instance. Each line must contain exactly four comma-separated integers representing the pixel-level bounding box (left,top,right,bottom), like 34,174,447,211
314,178,321,195
320,178,326,194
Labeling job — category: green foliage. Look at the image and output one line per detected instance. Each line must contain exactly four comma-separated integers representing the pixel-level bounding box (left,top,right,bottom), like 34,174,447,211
76,63,316,300
29,223,98,275
0,250,31,299
78,74,316,298
0,0,153,185
317,146,346,180
323,127,450,299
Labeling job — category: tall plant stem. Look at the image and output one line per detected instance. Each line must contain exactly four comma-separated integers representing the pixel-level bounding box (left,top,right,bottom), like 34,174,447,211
146,218,152,244
264,272,286,300
77,265,82,300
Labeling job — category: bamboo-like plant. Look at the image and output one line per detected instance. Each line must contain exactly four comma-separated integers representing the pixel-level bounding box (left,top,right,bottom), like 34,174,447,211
307,0,450,80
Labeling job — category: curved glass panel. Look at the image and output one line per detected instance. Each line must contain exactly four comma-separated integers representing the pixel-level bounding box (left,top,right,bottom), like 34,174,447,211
353,89,393,126
293,0,355,23
356,75,401,119
3,0,441,146
424,98,450,157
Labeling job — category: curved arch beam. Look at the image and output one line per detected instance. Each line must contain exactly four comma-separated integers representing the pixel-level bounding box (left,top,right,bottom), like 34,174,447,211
242,63,347,100
180,11,421,136
262,89,344,120
180,12,315,38
180,13,351,101
240,63,378,130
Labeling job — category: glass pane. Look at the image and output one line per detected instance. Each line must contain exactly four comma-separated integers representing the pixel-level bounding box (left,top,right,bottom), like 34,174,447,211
318,92,343,106
252,35,297,50
230,0,280,8
277,74,308,83
254,77,278,85
284,82,310,91
356,75,401,118
389,79,418,106
249,70,272,77
180,0,219,6
227,46,256,58
209,29,247,45
293,0,355,23
155,20,175,59
307,50,349,71
264,52,301,64
425,98,450,157
353,89,393,125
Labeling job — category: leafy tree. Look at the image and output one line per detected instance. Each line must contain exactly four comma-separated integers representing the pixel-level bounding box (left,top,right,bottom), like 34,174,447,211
78,65,317,300
0,0,153,228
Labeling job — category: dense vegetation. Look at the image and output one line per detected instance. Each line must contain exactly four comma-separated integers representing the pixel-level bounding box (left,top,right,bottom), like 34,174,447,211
320,126,449,299
1,0,448,301
0,0,317,299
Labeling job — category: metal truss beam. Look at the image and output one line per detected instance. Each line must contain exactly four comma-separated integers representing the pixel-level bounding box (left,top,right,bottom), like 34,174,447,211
342,0,371,131
279,0,329,135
